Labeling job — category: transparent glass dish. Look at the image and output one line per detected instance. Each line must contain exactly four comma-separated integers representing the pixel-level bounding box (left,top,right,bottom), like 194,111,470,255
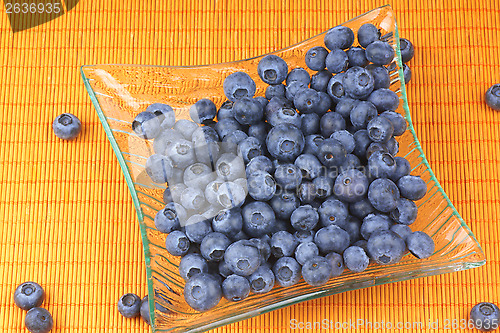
81,5,485,332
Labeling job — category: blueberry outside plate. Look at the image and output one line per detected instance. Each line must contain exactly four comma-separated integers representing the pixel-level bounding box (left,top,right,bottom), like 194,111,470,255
81,5,485,332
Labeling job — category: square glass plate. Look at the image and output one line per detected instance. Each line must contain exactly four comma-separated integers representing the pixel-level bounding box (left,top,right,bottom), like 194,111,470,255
81,5,485,332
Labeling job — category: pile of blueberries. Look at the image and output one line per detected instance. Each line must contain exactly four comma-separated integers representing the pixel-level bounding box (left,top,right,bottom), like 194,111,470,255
128,24,436,314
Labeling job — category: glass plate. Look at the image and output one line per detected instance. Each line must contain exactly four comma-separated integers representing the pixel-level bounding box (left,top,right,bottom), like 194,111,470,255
81,5,485,333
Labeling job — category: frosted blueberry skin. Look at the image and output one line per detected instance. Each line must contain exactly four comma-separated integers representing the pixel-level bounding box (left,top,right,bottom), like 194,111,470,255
470,302,500,332
24,307,53,333
14,282,45,311
117,293,141,318
485,84,500,111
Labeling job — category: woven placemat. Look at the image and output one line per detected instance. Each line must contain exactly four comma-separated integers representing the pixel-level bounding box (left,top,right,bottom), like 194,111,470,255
0,0,498,332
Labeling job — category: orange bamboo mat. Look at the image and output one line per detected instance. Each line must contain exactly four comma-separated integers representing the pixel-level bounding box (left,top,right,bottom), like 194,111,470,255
0,1,499,332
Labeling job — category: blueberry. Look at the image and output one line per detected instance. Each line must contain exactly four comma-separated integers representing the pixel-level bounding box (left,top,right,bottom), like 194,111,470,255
343,66,375,99
165,230,191,256
368,88,400,112
147,103,176,129
366,64,391,90
267,105,302,128
314,225,350,254
390,157,411,182
347,47,368,67
357,23,381,48
242,201,275,237
301,256,333,286
247,171,276,201
294,242,320,265
485,84,500,111
385,137,399,156
390,224,412,241
270,191,300,220
216,153,245,181
212,208,243,237
214,118,242,140
233,97,264,125
293,230,314,244
222,274,251,302
320,112,346,137
330,130,355,154
255,96,269,108
224,240,261,276
316,138,347,168
353,129,373,159
167,139,196,169
313,176,333,199
223,71,256,102
273,256,302,287
334,169,369,203
324,26,354,50
340,153,361,173
286,67,311,86
290,205,319,232
397,175,427,201
258,55,288,85
217,101,234,120
367,230,406,265
470,302,500,332
367,116,394,143
217,181,246,209
184,273,222,312
13,282,45,311
24,307,53,333
190,99,217,125
399,38,415,63
294,88,320,114
327,73,346,103
185,215,212,243
192,125,219,143
200,232,231,262
366,141,388,159
325,49,349,74
368,151,397,179
402,63,412,84
316,92,333,116
318,198,349,227
406,231,435,259
179,253,209,280
145,154,174,184
343,246,370,273
305,46,329,71
266,95,293,116
238,137,263,163
193,141,220,169
294,154,323,180
246,156,273,175
184,163,216,189
266,123,305,162
131,112,160,139
174,119,199,140
155,202,186,233
297,182,318,203
231,230,249,242
350,101,378,130
349,198,375,219
325,252,345,277
219,260,233,278
169,183,187,203
303,134,324,155
360,213,392,240
300,113,321,136
390,198,418,225
180,187,207,211
248,122,271,144
273,163,303,190
365,40,395,66
270,230,299,258
311,70,333,92
379,111,407,136
140,296,151,324
117,293,141,318
335,97,359,119
368,178,400,213
248,265,275,294
265,84,286,99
